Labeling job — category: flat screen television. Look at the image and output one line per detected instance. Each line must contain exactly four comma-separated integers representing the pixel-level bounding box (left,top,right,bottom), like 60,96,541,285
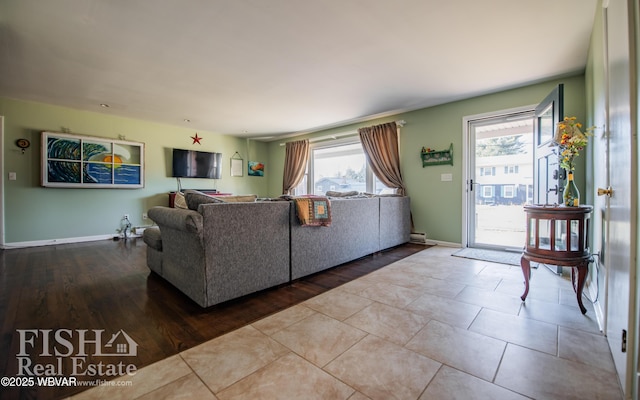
172,149,222,179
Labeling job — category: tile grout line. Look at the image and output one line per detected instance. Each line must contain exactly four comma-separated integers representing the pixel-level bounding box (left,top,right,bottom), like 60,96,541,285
176,353,216,399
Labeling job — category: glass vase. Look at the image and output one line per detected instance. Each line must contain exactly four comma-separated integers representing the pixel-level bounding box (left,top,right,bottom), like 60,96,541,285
563,171,580,206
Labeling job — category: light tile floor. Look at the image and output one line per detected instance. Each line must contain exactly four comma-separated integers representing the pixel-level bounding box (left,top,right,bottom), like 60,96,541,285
70,246,623,400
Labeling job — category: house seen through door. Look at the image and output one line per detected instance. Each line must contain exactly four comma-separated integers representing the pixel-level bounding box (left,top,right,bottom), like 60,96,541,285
466,110,534,250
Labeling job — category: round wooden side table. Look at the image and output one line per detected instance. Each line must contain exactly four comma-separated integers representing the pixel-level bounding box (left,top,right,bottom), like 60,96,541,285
520,204,593,314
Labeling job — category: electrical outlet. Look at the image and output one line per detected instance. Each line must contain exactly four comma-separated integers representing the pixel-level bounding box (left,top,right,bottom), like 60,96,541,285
123,214,129,220
142,212,148,220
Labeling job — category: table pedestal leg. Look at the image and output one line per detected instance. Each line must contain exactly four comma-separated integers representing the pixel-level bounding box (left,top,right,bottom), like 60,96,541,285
520,256,531,301
571,262,589,314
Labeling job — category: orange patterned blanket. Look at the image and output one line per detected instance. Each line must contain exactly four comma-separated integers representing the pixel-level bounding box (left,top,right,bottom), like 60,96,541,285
293,196,332,227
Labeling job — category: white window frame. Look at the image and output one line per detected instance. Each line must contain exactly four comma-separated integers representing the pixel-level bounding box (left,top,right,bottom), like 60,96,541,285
502,185,516,198
295,136,391,195
480,166,495,176
504,165,519,174
482,185,494,198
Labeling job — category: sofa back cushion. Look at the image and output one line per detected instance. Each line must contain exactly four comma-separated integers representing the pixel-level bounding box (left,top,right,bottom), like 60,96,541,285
218,194,258,203
184,190,224,210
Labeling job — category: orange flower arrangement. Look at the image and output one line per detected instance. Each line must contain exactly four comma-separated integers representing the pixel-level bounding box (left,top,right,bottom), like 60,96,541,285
553,116,593,171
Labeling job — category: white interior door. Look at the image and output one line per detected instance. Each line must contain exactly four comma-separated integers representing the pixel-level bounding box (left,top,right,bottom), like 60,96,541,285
590,3,610,339
603,0,636,395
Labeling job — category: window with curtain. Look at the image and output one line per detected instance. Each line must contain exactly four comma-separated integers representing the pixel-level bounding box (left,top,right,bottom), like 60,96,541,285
292,138,391,195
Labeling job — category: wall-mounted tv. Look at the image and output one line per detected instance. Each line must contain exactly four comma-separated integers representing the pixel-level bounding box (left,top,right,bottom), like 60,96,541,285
172,148,222,179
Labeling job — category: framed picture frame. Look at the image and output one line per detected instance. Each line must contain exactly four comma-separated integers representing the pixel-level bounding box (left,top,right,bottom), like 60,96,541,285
230,152,243,177
248,161,264,177
41,131,144,188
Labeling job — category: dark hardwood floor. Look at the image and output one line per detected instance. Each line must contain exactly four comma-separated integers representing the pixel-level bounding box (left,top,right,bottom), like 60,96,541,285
0,238,427,399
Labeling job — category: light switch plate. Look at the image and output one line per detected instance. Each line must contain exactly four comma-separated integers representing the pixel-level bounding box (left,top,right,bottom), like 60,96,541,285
8,172,16,181
441,173,453,182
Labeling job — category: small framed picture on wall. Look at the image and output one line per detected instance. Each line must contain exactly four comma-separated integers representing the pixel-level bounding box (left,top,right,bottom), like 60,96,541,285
230,152,243,177
248,161,264,177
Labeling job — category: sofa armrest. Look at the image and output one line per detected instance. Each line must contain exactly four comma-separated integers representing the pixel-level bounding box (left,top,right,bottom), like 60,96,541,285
147,206,203,234
142,226,162,251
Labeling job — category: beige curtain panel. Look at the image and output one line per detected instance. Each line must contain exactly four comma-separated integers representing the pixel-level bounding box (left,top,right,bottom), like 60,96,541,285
358,121,406,196
282,139,310,195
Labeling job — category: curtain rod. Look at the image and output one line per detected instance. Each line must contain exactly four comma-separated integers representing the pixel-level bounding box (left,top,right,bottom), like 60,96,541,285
279,120,405,146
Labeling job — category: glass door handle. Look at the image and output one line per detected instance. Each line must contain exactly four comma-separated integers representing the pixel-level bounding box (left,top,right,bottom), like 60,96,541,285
547,185,558,195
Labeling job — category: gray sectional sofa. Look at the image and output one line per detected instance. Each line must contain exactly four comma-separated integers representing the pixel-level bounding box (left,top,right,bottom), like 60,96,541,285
143,192,411,307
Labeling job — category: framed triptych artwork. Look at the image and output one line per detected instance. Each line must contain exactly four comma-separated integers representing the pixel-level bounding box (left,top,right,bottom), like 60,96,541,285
41,131,144,188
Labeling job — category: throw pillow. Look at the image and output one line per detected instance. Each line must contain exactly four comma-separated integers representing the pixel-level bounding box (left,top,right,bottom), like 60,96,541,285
184,190,224,210
325,190,359,197
174,191,188,209
379,188,399,195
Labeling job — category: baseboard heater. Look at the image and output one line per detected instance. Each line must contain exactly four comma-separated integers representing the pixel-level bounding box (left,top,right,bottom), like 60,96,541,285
410,232,427,244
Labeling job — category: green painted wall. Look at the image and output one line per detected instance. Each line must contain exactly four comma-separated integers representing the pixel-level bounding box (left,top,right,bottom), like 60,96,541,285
267,75,586,244
1,98,271,244
2,75,587,245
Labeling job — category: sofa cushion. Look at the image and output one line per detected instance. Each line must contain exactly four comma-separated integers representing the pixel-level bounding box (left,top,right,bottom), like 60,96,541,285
218,194,258,203
361,192,401,197
185,190,224,210
256,197,289,202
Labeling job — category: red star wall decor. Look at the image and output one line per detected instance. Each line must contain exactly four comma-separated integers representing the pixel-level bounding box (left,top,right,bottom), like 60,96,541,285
191,133,202,144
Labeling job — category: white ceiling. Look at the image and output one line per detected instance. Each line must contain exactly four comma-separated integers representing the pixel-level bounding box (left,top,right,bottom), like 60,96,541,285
0,0,598,140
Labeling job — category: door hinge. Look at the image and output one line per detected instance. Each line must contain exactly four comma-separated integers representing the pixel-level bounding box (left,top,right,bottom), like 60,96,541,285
622,329,627,352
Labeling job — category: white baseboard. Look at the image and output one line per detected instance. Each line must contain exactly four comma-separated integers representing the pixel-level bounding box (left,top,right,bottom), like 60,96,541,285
1,234,119,249
422,239,462,248
4,231,459,251
589,284,605,332
408,232,461,248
